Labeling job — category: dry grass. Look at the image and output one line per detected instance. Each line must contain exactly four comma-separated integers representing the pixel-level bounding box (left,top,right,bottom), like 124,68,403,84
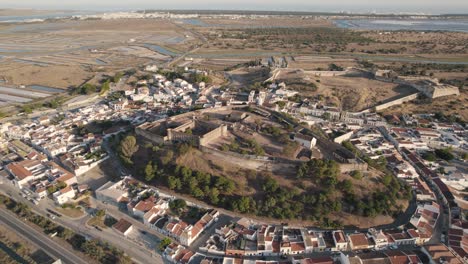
87,216,107,229
55,207,85,218
0,62,92,88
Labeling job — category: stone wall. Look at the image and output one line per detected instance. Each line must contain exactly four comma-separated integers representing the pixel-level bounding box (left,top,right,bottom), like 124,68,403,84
374,92,419,111
199,125,227,146
339,162,369,173
304,70,347,77
172,119,195,133
167,129,199,144
429,86,460,99
200,144,366,174
136,126,168,144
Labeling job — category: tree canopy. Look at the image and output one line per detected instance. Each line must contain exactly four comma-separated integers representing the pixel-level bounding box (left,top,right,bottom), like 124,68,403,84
119,135,139,165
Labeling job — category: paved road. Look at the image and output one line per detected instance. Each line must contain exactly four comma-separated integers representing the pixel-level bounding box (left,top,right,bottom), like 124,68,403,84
0,207,87,264
0,181,163,264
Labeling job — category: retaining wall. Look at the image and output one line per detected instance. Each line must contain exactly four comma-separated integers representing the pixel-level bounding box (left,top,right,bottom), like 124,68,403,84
374,92,419,112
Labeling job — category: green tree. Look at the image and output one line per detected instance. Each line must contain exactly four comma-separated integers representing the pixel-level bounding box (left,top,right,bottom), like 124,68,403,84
58,228,75,240
113,72,123,83
233,196,254,213
47,185,58,194
422,152,436,162
328,63,344,71
382,174,393,187
144,161,155,182
262,177,279,193
322,112,331,120
95,209,106,218
208,188,220,204
350,170,362,180
22,105,33,114
100,79,110,95
435,148,455,161
167,176,181,190
80,240,105,260
158,237,172,251
79,83,97,95
161,150,174,165
191,187,204,198
119,135,139,165
340,179,353,194
169,199,187,214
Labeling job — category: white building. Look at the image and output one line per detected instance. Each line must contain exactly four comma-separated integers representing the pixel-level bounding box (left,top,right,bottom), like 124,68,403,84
294,133,317,150
53,186,76,205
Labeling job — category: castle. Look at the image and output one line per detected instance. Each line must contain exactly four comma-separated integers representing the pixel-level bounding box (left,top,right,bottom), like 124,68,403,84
136,115,227,147
374,70,460,99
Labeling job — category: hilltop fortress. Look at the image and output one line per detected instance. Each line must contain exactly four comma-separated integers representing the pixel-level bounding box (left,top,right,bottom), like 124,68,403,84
374,70,460,99
136,106,368,173
136,116,228,147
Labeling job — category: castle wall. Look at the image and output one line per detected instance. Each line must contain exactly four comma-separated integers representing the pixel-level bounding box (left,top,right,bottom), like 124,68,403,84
339,162,368,173
200,145,367,174
167,129,199,145
136,126,168,144
374,93,419,112
173,120,195,133
199,125,227,146
304,70,348,77
431,86,460,99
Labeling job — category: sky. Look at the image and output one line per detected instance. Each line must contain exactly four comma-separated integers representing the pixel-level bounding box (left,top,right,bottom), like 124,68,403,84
2,0,468,14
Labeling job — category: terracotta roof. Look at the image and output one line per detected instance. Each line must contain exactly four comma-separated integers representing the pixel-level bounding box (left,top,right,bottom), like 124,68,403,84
180,251,194,264
291,242,305,252
36,187,46,193
406,229,419,239
174,249,189,262
349,233,369,248
388,231,411,241
7,162,32,180
60,185,73,194
449,229,464,237
302,256,334,264
134,197,156,212
57,172,75,183
334,231,347,243
143,207,161,221
113,218,133,234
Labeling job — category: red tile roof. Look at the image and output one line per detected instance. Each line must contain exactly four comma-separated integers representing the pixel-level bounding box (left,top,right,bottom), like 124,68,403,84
113,218,132,234
134,197,156,212
7,162,33,180
291,242,305,252
349,233,369,248
334,231,346,243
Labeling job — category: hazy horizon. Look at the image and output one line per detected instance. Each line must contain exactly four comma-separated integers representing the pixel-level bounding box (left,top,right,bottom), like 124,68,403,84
2,1,468,15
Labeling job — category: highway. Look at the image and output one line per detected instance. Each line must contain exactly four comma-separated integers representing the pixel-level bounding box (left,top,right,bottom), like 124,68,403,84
0,207,88,264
